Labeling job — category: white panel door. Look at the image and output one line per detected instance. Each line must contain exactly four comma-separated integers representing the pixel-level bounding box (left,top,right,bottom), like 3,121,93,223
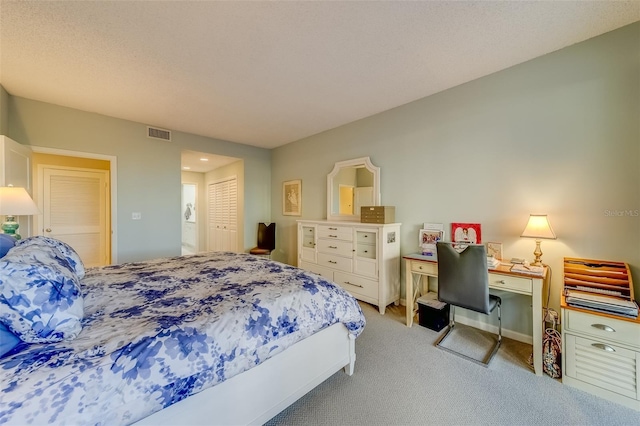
43,168,109,267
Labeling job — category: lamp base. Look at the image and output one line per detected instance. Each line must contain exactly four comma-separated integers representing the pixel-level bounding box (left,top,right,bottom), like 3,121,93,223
1,215,21,240
531,239,543,266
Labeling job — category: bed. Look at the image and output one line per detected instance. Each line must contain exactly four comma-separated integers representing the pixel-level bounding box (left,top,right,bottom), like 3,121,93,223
0,237,366,425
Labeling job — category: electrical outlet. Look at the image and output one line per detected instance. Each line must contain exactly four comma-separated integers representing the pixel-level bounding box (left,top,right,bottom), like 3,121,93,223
132,212,142,220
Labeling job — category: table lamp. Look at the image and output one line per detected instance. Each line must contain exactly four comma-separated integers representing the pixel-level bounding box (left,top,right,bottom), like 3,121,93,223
0,186,41,240
520,214,556,266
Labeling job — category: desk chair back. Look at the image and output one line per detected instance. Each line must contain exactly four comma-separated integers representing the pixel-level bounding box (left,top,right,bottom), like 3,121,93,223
437,242,490,314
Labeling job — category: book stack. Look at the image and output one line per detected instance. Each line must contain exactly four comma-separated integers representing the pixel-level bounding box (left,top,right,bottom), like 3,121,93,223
563,257,639,319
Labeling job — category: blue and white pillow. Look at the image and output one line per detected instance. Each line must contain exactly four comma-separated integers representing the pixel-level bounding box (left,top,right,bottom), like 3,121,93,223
0,234,16,258
0,321,21,358
17,236,85,279
0,244,84,343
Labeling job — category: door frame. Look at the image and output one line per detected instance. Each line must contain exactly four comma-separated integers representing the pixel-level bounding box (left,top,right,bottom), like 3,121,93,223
31,146,118,264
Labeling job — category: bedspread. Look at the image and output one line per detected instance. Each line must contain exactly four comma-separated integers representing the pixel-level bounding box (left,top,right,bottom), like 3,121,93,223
0,252,365,425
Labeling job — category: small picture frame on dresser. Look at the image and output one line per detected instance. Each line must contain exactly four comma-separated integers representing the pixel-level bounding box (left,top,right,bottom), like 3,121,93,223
486,242,503,260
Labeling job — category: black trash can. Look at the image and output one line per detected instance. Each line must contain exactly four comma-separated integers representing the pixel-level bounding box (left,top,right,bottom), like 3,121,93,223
417,293,450,332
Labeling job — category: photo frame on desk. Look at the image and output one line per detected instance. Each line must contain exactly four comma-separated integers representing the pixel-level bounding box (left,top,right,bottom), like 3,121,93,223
419,228,443,257
451,222,481,244
486,242,503,260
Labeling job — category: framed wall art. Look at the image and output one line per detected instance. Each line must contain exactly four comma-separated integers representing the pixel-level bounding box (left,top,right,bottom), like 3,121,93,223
283,179,302,216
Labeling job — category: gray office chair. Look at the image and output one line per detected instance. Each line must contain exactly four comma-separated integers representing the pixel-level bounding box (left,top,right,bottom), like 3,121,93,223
435,242,502,366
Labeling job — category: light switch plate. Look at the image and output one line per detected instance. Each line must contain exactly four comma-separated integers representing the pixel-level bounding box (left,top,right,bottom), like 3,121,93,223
132,212,142,220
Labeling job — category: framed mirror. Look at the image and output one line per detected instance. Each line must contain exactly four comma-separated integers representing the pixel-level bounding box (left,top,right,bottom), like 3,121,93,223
327,157,380,221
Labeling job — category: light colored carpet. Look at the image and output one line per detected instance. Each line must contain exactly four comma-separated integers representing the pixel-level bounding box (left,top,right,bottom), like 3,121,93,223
265,302,640,425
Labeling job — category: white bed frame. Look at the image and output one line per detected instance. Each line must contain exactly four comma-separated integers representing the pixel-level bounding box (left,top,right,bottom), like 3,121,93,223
134,323,356,426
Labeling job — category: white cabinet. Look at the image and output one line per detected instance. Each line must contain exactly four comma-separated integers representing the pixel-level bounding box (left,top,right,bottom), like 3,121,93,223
297,220,401,314
0,136,33,238
561,307,640,411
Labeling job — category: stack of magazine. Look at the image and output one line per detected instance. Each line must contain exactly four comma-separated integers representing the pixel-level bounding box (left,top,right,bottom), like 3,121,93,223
564,289,639,319
563,257,639,319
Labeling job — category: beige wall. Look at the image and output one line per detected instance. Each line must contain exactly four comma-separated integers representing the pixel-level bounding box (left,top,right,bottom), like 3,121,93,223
7,97,271,262
271,23,640,336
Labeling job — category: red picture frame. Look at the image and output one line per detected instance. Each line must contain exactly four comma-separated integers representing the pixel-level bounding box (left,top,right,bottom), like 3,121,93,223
451,223,481,244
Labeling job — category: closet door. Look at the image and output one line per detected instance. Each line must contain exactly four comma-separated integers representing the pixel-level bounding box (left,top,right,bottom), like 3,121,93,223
207,177,237,252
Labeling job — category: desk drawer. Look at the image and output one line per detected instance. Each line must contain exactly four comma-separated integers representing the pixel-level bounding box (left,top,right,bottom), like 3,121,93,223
317,253,352,273
317,239,353,257
334,271,378,299
564,310,640,348
489,273,532,295
318,225,353,241
411,261,437,276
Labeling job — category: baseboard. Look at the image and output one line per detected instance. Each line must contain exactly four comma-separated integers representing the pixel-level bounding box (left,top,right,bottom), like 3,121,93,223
399,298,532,345
454,316,532,345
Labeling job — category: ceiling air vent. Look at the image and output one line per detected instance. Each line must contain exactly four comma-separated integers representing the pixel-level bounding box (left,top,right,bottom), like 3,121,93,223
147,126,172,141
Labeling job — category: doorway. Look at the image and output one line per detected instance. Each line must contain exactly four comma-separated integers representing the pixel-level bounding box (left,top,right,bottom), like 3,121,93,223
32,151,114,266
181,183,197,255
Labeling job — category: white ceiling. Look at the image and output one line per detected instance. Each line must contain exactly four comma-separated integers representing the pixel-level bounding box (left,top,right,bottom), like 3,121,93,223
1,1,638,151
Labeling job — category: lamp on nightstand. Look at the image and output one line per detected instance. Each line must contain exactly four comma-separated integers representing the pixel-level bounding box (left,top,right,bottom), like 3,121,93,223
0,186,40,240
520,214,556,266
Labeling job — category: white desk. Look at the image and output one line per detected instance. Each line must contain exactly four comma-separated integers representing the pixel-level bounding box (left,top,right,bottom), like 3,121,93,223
404,254,547,376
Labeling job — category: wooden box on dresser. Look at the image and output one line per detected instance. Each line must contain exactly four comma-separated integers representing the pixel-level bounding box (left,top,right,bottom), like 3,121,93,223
297,220,401,314
561,257,640,411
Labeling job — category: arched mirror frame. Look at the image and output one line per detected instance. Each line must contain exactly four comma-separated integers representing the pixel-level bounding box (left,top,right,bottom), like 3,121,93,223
327,156,380,221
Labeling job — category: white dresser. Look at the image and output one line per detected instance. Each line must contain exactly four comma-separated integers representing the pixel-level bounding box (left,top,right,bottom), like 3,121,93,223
297,220,401,314
561,306,640,410
561,257,639,411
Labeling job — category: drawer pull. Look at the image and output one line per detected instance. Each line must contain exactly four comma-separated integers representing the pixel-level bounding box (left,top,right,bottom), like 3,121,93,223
328,246,338,249
327,260,337,264
497,280,506,284
363,250,368,253
328,227,338,230
344,281,363,288
591,324,616,333
591,343,615,352
329,234,338,238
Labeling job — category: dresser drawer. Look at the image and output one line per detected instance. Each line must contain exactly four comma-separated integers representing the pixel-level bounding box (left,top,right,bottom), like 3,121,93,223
317,253,352,273
564,309,640,349
564,334,638,399
318,225,353,241
299,261,335,281
356,243,376,259
356,231,376,244
411,260,437,275
489,273,532,295
334,271,378,299
317,239,353,257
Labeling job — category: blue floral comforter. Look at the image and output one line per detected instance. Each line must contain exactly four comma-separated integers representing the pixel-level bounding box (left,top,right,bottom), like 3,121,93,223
0,252,365,425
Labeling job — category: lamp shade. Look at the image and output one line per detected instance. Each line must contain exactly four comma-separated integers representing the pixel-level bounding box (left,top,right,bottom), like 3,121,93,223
520,214,556,239
0,187,41,216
